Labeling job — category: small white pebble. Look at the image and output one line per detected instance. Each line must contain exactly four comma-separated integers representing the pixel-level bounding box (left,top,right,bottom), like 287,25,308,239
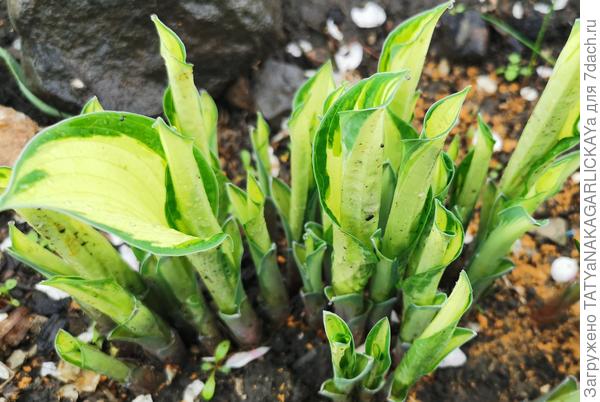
512,2,524,19
534,3,552,14
132,395,153,402
464,232,474,245
571,172,580,183
304,69,316,78
335,42,363,72
0,362,11,380
439,347,467,368
11,38,21,51
540,384,552,394
476,75,497,94
326,18,344,41
182,380,204,402
35,284,70,300
285,42,302,58
551,256,578,283
351,2,387,29
492,132,503,153
119,245,139,271
438,58,450,78
520,86,539,101
77,325,95,343
0,237,11,252
536,65,553,79
40,362,58,378
0,312,7,322
164,364,178,385
70,78,86,89
391,310,400,324
512,238,523,254
298,40,313,53
553,0,569,11
356,343,366,353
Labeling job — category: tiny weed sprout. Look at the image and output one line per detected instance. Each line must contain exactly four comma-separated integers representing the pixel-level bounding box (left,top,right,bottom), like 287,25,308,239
0,1,579,400
0,278,19,307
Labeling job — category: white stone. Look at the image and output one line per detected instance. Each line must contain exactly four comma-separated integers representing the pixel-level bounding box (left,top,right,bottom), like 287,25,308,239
40,361,58,378
551,257,578,283
438,347,467,368
520,86,539,101
35,283,70,300
335,42,363,72
512,2,524,19
7,345,36,369
0,312,7,322
298,40,313,53
77,325,95,343
70,78,86,89
534,3,552,14
476,75,497,94
225,346,270,369
0,236,11,252
132,395,153,402
182,380,204,402
571,172,580,183
0,362,12,380
553,0,569,11
285,42,302,58
464,232,474,245
326,18,344,41
536,65,553,79
58,385,79,402
351,2,387,28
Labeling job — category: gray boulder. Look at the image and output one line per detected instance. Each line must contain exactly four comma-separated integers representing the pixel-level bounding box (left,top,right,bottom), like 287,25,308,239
6,0,283,115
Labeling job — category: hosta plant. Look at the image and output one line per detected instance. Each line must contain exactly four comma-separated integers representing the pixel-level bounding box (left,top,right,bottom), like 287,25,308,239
0,1,580,401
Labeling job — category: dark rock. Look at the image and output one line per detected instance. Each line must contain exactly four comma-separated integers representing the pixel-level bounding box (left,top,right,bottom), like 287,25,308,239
6,0,283,115
28,290,69,316
253,58,305,120
37,313,67,354
436,10,489,61
0,0,14,45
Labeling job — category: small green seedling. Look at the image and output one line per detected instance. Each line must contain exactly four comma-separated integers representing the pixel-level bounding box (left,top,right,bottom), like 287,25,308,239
0,279,20,306
496,52,533,82
200,340,232,400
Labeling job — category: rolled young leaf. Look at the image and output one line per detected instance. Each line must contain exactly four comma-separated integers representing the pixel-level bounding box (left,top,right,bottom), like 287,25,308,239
226,175,289,323
361,317,391,393
152,15,217,158
0,112,228,256
250,112,273,197
320,311,374,400
289,61,336,242
55,329,132,383
44,277,184,363
467,206,546,297
389,271,476,402
382,87,470,260
451,114,495,225
81,96,104,114
499,21,580,197
378,1,452,121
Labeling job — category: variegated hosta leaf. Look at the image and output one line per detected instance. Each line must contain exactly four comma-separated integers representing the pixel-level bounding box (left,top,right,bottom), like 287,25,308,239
500,21,580,197
390,272,475,402
382,87,469,259
250,112,273,196
362,317,392,391
322,311,374,395
378,1,451,120
0,112,227,256
431,152,455,200
55,329,132,382
451,114,495,225
153,15,217,158
0,166,12,191
467,206,546,287
289,61,336,242
293,222,328,293
407,199,463,304
7,224,78,278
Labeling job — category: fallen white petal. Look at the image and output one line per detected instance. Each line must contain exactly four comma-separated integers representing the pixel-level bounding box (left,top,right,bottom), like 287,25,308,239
439,347,467,368
520,86,539,101
534,3,552,14
476,75,497,94
182,379,205,402
40,361,58,378
119,245,139,271
551,256,578,283
285,42,302,58
335,42,363,72
512,2,524,19
351,2,387,29
536,65,553,79
553,0,569,11
132,395,153,402
35,284,70,300
225,346,270,369
326,18,344,41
